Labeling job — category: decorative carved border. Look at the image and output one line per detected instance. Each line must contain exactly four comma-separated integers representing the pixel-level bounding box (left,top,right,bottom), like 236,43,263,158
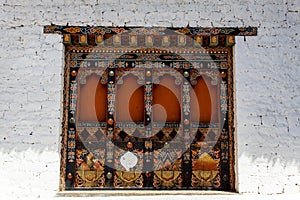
59,48,71,190
226,48,235,190
44,25,257,36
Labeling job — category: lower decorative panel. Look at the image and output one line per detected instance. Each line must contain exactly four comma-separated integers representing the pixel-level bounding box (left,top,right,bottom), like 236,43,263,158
75,170,105,187
114,171,143,188
153,171,182,188
191,170,221,188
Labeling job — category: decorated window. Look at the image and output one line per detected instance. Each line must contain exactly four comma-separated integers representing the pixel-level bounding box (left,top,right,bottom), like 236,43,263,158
44,25,257,191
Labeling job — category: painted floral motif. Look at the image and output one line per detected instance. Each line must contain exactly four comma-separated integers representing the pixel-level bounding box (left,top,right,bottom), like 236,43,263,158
182,82,190,116
111,27,127,34
107,83,115,113
220,81,228,114
176,27,190,35
64,26,81,33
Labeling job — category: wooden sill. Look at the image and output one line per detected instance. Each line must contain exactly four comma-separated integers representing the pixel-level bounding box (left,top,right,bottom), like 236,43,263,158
57,190,238,197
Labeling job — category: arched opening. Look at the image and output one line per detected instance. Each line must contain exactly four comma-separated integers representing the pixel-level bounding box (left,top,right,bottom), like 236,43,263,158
191,75,218,123
153,74,181,123
78,74,107,122
116,73,144,122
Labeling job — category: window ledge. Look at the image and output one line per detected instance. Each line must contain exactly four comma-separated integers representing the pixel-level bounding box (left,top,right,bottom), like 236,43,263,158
57,190,238,197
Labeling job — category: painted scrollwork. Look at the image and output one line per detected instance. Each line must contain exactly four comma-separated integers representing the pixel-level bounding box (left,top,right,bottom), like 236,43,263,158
153,70,182,85
190,69,219,85
116,70,145,85
79,69,108,85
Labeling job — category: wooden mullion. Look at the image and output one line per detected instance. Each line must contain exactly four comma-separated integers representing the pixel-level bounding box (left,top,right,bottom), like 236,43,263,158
182,68,192,188
104,66,116,187
143,63,153,187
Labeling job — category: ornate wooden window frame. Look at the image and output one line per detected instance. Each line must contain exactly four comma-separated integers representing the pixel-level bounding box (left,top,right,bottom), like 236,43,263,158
44,25,257,192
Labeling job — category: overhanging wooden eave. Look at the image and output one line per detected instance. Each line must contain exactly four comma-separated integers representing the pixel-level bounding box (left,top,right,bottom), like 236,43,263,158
44,24,257,36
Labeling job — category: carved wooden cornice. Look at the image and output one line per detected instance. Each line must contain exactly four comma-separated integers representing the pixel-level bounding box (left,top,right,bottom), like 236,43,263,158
44,25,257,47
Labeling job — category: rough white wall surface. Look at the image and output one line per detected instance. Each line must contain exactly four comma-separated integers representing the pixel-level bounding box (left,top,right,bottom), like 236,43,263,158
0,0,299,198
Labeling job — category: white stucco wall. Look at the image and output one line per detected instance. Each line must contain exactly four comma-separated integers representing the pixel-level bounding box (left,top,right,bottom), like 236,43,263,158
0,0,299,199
